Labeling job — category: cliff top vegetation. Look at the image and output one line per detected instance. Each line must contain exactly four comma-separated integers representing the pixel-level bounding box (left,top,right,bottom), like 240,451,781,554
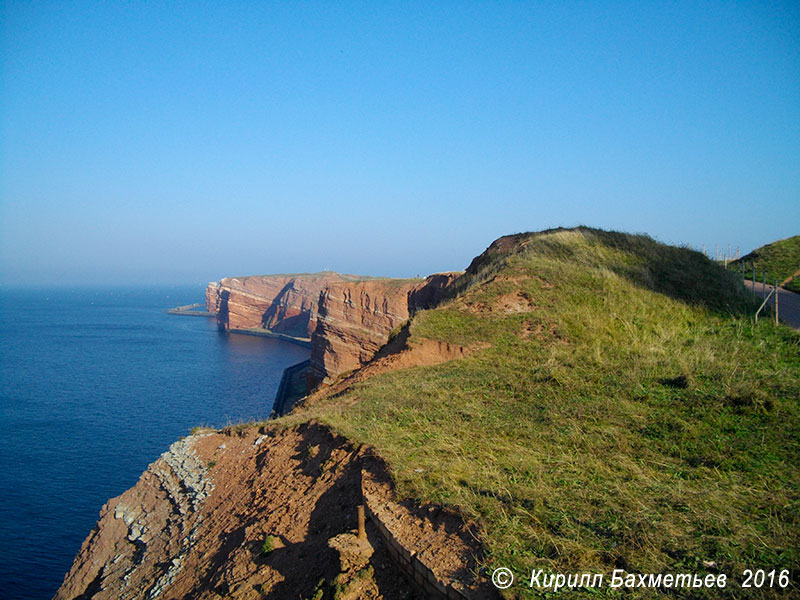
227,271,424,284
731,235,800,293
283,227,799,599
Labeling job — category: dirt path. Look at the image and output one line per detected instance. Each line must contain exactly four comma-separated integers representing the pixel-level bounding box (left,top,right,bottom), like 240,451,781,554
744,280,800,331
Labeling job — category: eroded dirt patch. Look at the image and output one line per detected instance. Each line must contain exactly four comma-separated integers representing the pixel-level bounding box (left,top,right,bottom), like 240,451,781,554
462,289,539,315
56,423,490,599
299,324,487,406
520,320,567,343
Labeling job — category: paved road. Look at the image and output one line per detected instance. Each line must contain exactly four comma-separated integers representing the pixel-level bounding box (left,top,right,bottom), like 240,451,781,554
743,280,800,331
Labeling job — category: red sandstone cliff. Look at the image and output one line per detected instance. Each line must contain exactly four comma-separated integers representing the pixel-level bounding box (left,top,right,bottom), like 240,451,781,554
310,279,419,380
54,272,488,600
206,272,460,382
309,274,457,381
54,424,490,600
205,282,221,315
207,273,350,339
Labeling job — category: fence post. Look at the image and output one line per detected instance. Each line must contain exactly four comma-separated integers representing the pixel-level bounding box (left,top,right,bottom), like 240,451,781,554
357,505,366,540
775,280,779,325
755,287,775,324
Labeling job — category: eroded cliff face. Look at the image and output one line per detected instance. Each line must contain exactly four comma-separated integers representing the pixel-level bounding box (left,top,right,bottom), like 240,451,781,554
55,271,488,599
310,280,418,381
309,273,460,382
205,282,220,315
207,272,460,382
208,274,348,339
55,424,489,600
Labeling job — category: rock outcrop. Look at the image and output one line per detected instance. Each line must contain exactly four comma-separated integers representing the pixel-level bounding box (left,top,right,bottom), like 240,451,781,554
205,282,221,315
310,273,460,382
309,279,420,380
207,272,460,382
54,424,490,600
54,435,216,600
207,273,351,339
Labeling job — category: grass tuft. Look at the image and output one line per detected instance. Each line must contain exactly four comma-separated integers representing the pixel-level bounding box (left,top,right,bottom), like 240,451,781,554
261,535,278,557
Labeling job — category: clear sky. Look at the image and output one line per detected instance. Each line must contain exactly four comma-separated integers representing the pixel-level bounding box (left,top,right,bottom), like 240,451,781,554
1,1,798,285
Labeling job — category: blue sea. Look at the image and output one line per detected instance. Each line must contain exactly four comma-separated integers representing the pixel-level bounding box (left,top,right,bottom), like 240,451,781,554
0,286,310,600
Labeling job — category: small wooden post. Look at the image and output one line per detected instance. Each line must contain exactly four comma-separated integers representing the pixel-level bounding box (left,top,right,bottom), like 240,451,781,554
357,505,366,540
775,281,779,325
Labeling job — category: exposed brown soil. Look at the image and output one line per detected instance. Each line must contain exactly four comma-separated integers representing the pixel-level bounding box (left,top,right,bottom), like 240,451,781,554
361,467,493,597
299,324,487,408
55,423,490,600
495,291,537,314
519,321,567,343
368,332,477,372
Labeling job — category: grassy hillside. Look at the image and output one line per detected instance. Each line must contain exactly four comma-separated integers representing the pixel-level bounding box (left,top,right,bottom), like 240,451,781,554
732,235,800,293
286,228,799,599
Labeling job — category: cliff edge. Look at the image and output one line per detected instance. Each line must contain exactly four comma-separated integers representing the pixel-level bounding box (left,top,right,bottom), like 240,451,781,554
55,424,490,600
207,272,458,382
58,229,794,600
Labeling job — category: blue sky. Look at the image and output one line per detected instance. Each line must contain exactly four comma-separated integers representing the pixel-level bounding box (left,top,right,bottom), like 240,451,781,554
1,1,798,285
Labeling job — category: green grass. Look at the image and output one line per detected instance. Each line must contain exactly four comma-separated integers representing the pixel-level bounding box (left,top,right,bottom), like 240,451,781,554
282,228,799,598
731,235,800,293
261,535,278,557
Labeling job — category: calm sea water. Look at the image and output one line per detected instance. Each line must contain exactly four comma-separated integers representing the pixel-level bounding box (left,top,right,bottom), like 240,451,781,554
0,286,310,600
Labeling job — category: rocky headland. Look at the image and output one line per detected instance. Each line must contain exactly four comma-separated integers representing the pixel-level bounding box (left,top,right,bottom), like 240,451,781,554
55,268,485,600
206,272,458,382
55,228,800,600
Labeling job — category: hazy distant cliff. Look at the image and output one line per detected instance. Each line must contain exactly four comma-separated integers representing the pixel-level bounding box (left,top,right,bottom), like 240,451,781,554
206,272,458,382
206,273,348,338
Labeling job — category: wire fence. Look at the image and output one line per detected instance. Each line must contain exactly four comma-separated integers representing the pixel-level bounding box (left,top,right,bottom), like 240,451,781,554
700,244,799,325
